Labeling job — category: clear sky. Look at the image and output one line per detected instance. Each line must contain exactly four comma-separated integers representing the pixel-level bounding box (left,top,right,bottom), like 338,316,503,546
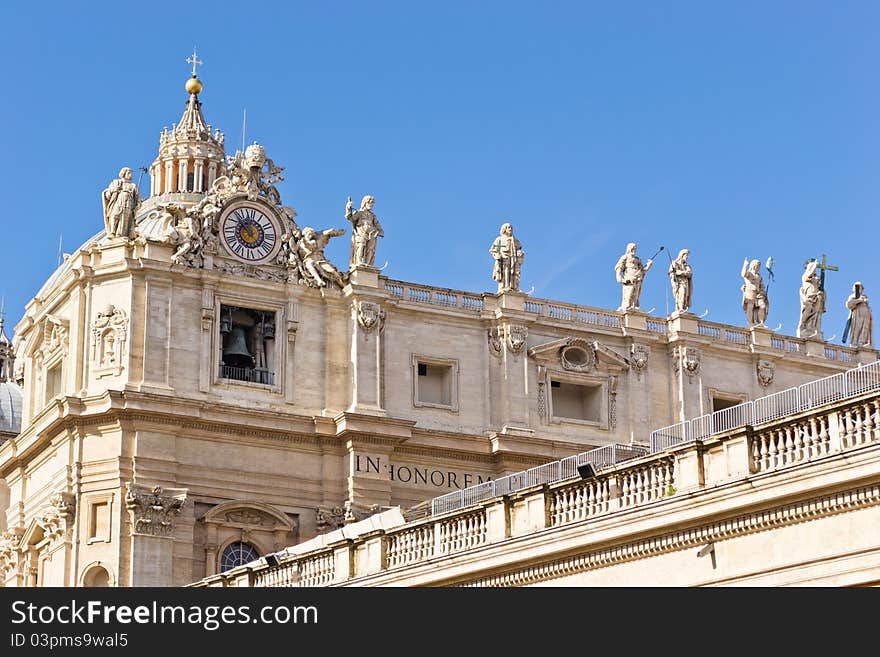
1,1,877,345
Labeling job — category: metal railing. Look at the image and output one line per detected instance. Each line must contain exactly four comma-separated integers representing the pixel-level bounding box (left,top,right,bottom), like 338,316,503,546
219,365,275,386
430,443,649,516
425,360,880,518
649,360,880,452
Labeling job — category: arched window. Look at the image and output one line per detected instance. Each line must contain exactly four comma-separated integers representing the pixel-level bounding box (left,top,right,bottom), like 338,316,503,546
220,541,260,572
83,565,111,587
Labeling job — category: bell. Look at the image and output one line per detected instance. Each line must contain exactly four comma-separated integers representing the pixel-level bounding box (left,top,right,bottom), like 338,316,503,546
223,326,253,368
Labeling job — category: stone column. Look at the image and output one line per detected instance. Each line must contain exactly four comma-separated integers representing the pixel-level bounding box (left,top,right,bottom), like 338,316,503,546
164,161,174,194
207,162,217,189
492,294,531,433
348,298,385,414
35,493,76,586
194,159,205,193
125,483,187,586
178,159,189,192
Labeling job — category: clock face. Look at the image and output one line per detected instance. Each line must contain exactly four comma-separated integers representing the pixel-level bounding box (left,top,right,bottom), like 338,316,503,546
220,204,278,263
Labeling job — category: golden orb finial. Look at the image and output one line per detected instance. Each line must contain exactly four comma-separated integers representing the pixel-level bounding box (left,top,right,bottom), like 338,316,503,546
185,75,203,95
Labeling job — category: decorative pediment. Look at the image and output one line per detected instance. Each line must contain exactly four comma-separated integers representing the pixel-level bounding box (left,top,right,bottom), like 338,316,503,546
27,314,70,362
528,337,629,372
201,500,295,533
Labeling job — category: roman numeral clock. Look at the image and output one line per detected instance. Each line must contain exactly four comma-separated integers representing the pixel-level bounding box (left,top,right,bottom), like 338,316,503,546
218,200,281,264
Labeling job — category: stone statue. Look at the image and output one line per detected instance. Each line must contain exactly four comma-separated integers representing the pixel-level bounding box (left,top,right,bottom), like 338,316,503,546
797,260,825,339
345,195,384,268
615,242,653,312
489,223,524,293
844,282,873,348
102,167,141,239
741,258,769,327
298,227,346,288
171,214,205,268
668,248,693,313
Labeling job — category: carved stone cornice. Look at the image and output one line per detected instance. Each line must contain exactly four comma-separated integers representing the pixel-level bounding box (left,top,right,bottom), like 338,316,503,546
125,483,188,537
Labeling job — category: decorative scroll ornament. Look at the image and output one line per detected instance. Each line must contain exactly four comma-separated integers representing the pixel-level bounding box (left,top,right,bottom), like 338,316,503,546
36,493,76,543
214,261,290,283
225,510,276,528
487,325,503,358
506,324,528,354
756,359,775,388
0,528,24,576
676,345,701,380
125,483,187,537
356,300,385,333
35,315,69,363
559,339,596,372
315,506,346,532
630,343,650,378
91,304,128,375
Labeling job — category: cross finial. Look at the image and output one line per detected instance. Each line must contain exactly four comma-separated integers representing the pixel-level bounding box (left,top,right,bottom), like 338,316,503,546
186,47,204,77
805,253,839,290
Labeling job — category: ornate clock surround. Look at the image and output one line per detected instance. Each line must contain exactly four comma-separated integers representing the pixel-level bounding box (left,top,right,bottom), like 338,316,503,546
218,198,282,265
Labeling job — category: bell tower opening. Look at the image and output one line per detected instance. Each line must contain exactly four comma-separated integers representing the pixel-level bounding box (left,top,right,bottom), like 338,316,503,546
218,305,276,386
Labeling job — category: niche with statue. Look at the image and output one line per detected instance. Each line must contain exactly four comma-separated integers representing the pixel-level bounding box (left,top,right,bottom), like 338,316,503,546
218,305,276,385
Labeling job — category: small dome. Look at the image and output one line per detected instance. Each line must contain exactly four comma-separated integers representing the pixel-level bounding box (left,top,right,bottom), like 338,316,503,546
0,381,22,436
185,75,203,95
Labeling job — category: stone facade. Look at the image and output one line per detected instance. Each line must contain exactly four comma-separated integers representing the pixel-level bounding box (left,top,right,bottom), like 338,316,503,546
199,374,880,587
1,69,877,588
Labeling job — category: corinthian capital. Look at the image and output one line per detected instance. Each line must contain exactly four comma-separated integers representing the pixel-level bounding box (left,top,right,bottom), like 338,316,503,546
125,483,188,537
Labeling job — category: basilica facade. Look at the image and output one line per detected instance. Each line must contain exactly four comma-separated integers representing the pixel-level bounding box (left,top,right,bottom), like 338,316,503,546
0,70,876,587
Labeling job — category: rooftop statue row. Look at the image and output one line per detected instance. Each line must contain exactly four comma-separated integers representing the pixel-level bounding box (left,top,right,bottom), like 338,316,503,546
100,164,872,349
489,223,873,349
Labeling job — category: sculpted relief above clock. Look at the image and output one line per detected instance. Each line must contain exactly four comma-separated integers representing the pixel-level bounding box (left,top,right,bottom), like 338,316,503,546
219,201,280,264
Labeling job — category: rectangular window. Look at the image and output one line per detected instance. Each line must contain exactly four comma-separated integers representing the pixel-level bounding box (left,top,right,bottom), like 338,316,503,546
551,380,603,422
89,501,110,542
218,305,276,386
418,363,452,406
412,355,459,412
712,396,744,413
45,363,62,401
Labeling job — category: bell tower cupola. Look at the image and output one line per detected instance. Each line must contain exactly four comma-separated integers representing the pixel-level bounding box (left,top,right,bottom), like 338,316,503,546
148,48,226,201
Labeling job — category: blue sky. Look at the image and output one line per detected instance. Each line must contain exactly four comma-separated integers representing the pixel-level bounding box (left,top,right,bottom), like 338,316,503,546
1,1,877,343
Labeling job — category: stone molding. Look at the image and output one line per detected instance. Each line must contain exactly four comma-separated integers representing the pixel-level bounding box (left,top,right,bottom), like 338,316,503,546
461,481,880,587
